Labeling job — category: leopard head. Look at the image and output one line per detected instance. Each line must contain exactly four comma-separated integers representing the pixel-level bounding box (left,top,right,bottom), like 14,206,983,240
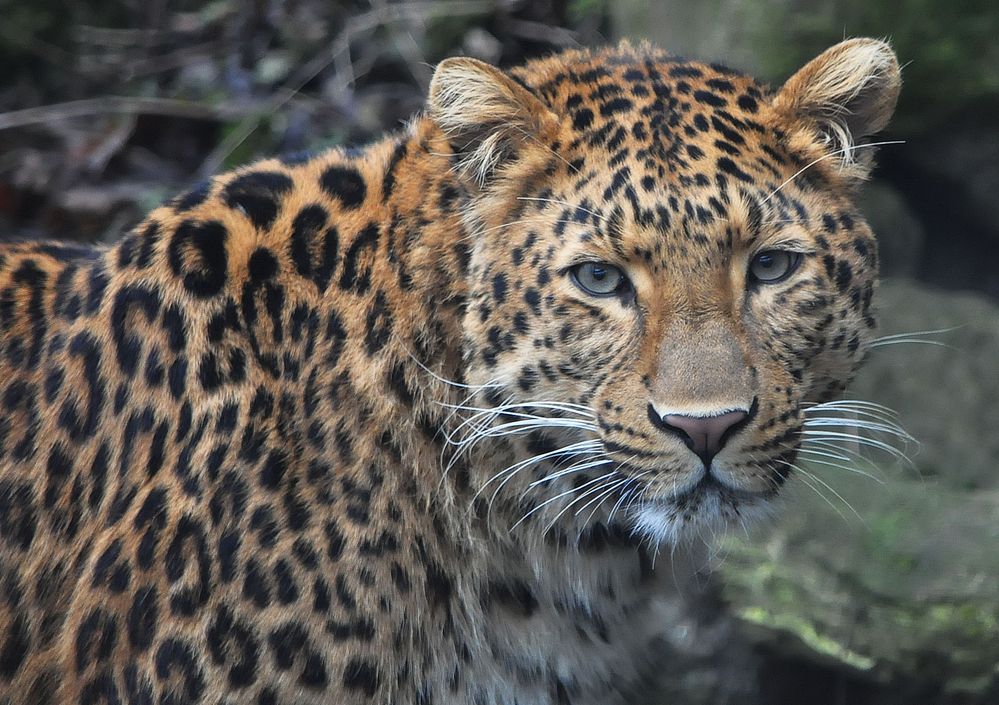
428,39,900,543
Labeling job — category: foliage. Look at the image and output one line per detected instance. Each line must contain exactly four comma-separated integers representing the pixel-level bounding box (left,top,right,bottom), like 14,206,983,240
0,0,606,242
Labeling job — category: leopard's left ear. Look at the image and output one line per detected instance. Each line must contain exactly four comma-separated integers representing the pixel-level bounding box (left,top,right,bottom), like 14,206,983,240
429,57,558,188
774,38,901,179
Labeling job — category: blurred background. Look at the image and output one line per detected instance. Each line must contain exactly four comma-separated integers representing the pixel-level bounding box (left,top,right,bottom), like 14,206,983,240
1,1,996,703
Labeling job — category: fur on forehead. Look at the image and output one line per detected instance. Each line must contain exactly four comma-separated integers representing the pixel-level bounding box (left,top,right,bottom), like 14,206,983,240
428,38,899,186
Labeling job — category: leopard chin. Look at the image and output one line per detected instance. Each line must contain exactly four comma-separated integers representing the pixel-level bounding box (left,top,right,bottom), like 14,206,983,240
629,477,781,547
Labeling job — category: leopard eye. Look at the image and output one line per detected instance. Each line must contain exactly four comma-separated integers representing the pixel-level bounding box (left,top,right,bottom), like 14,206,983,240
748,250,801,284
570,262,628,297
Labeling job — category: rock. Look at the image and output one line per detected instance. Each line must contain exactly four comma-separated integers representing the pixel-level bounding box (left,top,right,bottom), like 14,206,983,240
859,180,926,279
881,122,999,298
852,279,999,489
718,480,999,702
906,125,999,240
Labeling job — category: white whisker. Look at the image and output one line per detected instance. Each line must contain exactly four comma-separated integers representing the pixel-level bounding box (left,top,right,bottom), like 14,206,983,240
796,450,884,484
761,140,905,205
440,400,596,420
527,456,614,488
870,326,959,342
488,442,604,510
542,472,622,535
805,399,900,416
474,439,603,506
512,471,618,532
868,338,952,349
780,460,858,525
575,477,630,518
803,417,916,443
800,430,914,466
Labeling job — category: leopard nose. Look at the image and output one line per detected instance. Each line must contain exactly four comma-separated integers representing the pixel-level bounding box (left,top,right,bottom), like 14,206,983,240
648,403,755,466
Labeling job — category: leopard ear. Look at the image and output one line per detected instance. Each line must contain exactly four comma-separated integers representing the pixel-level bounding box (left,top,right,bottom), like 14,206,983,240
429,57,557,188
774,38,901,179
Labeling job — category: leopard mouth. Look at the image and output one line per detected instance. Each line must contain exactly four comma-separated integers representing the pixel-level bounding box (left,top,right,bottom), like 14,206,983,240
642,472,777,513
665,472,775,506
623,471,779,544
613,458,776,508
620,465,780,542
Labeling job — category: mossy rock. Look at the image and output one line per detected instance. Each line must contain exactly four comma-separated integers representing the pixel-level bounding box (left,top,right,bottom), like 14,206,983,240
852,279,999,489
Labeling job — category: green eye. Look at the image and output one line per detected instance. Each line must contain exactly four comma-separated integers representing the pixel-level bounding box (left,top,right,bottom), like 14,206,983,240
748,250,801,284
570,262,628,296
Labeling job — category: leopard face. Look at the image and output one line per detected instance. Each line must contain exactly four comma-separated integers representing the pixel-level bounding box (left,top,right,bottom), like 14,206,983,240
433,40,899,543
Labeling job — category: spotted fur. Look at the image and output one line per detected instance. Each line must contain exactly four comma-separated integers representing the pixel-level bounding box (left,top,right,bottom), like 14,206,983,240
0,39,899,704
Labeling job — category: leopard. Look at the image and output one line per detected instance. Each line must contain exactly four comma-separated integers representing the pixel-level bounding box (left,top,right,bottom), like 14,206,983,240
0,37,900,705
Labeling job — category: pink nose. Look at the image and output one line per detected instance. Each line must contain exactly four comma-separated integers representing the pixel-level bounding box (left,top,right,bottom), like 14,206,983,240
650,405,752,465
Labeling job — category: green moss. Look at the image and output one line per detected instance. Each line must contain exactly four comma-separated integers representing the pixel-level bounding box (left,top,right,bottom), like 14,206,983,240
723,536,999,692
570,0,608,23
739,606,877,671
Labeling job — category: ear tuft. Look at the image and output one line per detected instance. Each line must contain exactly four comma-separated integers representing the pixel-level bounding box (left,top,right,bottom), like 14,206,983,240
775,38,901,176
429,57,556,187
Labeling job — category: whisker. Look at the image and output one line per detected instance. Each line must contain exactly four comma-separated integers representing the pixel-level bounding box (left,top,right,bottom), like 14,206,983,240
805,437,883,461
798,443,859,464
527,455,614,488
488,443,604,510
870,326,960,342
442,399,599,475
800,430,914,466
542,472,622,535
587,468,651,527
431,381,506,496
761,140,905,205
574,476,629,517
578,478,632,525
803,407,901,430
805,413,909,440
795,449,884,484
804,399,901,417
436,387,508,447
443,406,594,437
607,478,638,524
446,421,597,472
800,466,865,524
511,470,618,532
778,460,858,525
803,417,916,444
455,417,598,441
439,400,596,419
400,343,499,392
474,439,603,506
868,338,952,349
803,437,915,481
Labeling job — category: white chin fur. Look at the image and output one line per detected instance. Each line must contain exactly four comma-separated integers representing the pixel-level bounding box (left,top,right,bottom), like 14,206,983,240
628,490,777,546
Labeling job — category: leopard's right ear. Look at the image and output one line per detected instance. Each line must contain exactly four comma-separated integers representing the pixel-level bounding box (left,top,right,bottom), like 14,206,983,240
429,57,558,188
